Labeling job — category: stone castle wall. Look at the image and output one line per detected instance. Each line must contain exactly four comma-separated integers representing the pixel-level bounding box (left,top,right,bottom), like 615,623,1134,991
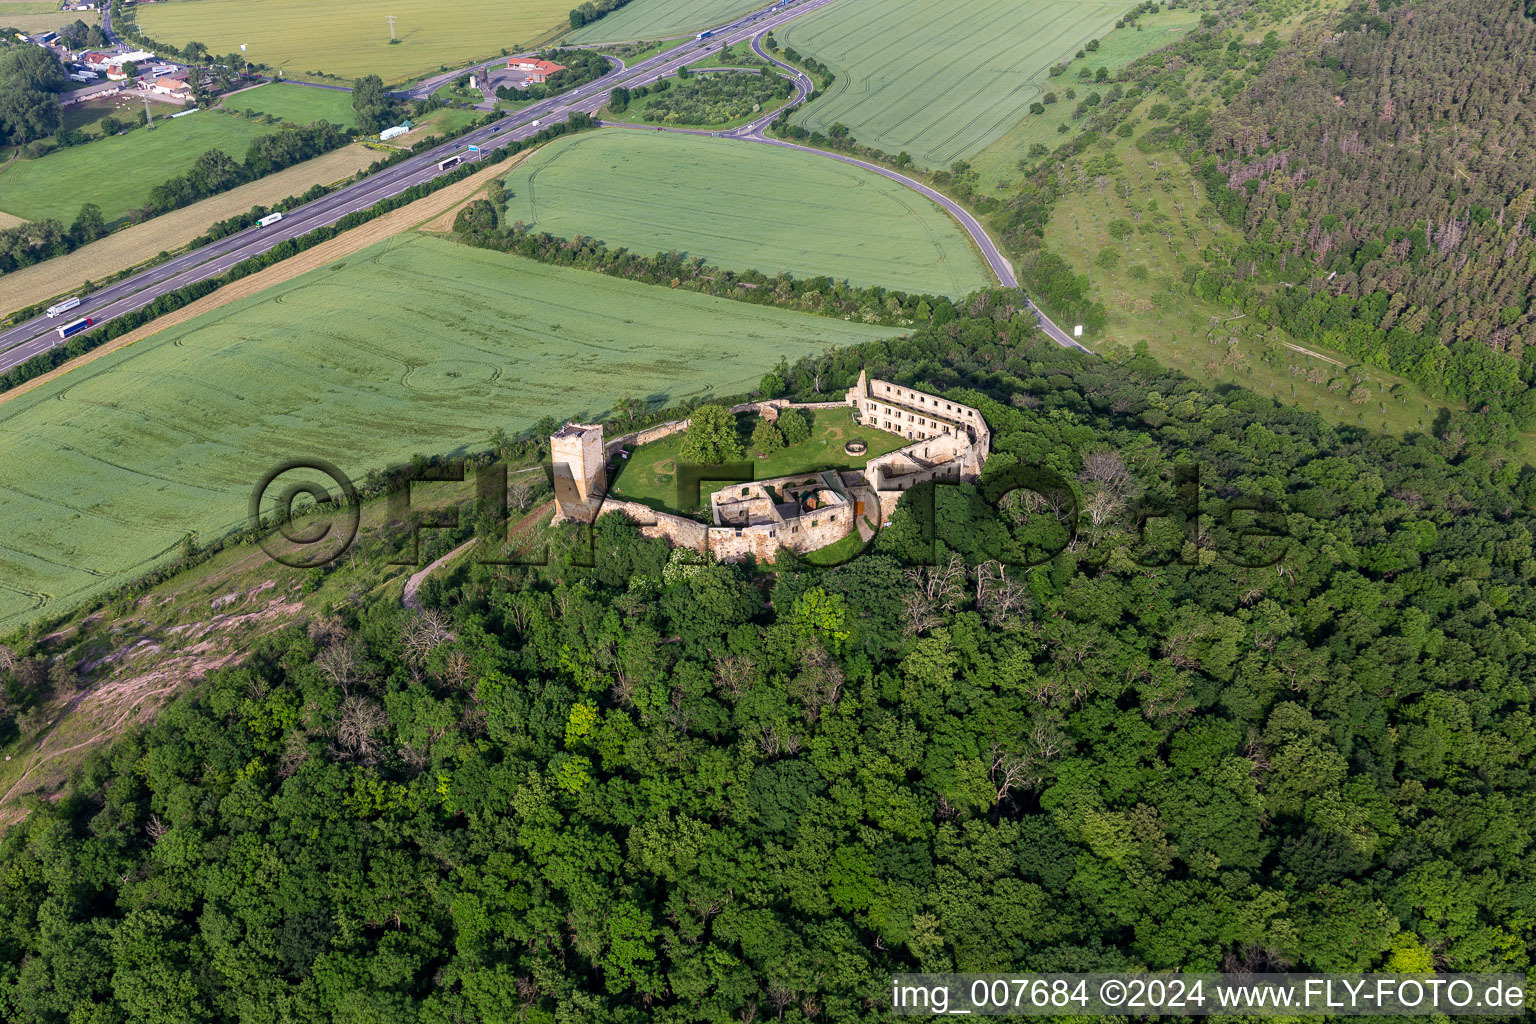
596,499,854,563
554,371,989,563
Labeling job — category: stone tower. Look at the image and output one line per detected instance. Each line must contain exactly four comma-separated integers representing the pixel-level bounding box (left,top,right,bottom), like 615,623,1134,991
550,422,606,518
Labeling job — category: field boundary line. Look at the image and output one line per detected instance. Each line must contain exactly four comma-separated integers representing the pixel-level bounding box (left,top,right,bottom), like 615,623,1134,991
0,155,526,409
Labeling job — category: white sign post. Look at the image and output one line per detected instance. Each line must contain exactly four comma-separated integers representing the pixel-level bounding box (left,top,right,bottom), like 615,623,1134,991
1073,325,1083,338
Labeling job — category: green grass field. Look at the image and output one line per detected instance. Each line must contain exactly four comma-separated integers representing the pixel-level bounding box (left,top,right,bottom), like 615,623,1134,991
0,8,98,33
1042,118,1453,439
224,82,359,127
136,0,570,83
777,0,1127,167
0,232,892,632
0,112,272,223
55,95,181,142
609,407,906,512
565,0,764,43
0,1,71,13
969,5,1202,185
501,130,993,295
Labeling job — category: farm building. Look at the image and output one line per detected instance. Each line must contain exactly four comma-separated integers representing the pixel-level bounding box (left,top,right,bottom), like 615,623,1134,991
150,77,193,97
506,57,565,83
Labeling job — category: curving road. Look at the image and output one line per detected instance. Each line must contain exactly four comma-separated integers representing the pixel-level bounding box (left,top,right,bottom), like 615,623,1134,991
608,30,1092,353
0,0,840,377
3,0,1087,377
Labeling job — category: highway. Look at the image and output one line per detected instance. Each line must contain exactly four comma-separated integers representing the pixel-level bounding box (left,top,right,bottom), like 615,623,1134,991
2,0,1087,375
0,0,840,377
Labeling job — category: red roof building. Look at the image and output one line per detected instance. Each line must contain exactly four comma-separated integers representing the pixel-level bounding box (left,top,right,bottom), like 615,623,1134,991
506,57,566,83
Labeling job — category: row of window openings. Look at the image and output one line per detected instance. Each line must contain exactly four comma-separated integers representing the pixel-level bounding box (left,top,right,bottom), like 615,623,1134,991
730,514,836,538
877,386,974,418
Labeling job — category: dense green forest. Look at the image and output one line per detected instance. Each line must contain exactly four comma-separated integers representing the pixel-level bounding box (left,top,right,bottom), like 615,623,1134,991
2,296,1534,1020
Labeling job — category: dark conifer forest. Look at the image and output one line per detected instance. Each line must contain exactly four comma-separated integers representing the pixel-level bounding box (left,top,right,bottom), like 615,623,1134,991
1114,0,1536,421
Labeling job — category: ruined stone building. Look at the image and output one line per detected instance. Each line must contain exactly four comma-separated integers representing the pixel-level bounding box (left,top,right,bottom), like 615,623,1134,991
549,370,989,563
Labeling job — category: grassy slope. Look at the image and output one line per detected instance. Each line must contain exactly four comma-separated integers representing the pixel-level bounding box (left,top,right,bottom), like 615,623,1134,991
0,470,554,823
1042,120,1451,438
0,232,891,631
608,407,907,511
501,130,994,296
968,5,1203,185
136,0,569,82
224,82,359,127
777,0,1126,168
564,0,764,43
0,112,273,223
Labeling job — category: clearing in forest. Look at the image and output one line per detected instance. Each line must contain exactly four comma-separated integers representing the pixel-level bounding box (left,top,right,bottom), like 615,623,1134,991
223,82,360,127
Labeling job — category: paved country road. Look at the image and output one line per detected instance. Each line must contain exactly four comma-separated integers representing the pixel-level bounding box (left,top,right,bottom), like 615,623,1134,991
0,0,839,378
608,30,1094,354
1,0,1086,377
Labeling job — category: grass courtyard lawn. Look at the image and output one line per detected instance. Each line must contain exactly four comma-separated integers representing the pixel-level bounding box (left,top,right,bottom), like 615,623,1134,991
1041,119,1454,439
0,112,273,224
136,0,569,83
801,527,868,566
609,407,906,512
969,5,1203,185
502,130,994,296
564,0,764,43
0,232,891,633
224,82,358,127
776,0,1125,168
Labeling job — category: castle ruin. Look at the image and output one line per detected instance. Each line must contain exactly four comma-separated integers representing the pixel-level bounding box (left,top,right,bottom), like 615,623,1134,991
550,370,989,563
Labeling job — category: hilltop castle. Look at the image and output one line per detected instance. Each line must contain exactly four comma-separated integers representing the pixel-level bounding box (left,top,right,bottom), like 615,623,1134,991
550,370,989,563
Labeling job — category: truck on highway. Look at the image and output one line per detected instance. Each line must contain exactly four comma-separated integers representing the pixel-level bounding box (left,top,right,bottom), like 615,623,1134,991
696,30,713,39
56,317,93,340
437,155,462,171
257,212,283,227
46,297,81,318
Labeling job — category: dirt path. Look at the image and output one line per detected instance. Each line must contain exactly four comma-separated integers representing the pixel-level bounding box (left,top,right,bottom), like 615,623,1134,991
402,538,477,611
0,153,526,408
1283,341,1347,367
402,496,553,610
